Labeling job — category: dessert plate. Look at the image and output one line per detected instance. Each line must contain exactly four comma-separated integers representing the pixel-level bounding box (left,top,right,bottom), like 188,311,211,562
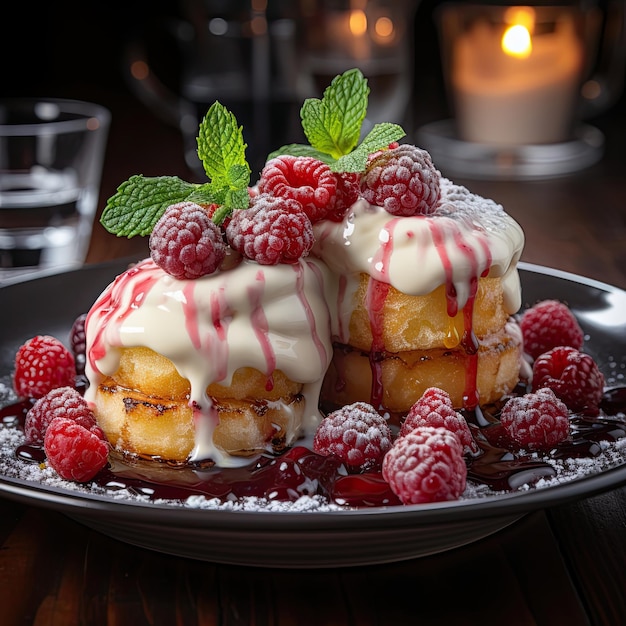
1,260,625,568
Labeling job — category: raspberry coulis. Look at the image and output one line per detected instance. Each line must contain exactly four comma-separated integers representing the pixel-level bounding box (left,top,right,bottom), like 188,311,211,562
3,385,625,508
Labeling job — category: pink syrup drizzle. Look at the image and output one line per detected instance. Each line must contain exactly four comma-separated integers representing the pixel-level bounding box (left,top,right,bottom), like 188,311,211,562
86,260,159,373
206,287,230,382
248,269,276,392
336,274,348,343
462,276,480,408
365,278,391,410
299,262,329,368
182,281,201,350
428,220,494,409
428,221,458,318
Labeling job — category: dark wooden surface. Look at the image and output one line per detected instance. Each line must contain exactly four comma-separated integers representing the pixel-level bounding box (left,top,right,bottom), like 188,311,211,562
2,57,626,626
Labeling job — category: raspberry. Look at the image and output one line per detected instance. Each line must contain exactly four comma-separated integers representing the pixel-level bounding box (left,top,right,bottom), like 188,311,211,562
532,346,604,415
361,144,441,216
24,386,99,445
520,300,584,359
382,426,466,504
13,335,76,399
313,402,393,471
226,193,314,265
149,201,227,279
400,387,478,454
69,313,87,374
258,156,337,222
331,172,361,221
500,388,570,450
44,416,109,482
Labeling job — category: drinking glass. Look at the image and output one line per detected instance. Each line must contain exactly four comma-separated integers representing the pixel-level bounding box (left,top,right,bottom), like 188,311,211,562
0,98,110,283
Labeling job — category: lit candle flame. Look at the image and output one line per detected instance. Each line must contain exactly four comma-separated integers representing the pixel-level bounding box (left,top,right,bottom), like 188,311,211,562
502,24,532,58
502,6,535,58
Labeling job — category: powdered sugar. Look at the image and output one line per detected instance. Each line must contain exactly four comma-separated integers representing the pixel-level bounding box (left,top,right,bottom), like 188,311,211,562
400,388,477,454
2,370,626,513
149,202,227,279
226,193,314,265
436,178,512,235
361,145,441,217
312,402,393,470
1,413,626,511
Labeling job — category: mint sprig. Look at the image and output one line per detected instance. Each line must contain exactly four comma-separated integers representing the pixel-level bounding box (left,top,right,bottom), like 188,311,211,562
333,122,406,173
270,69,406,173
301,68,368,159
100,176,215,237
100,102,251,237
266,143,335,165
197,104,250,184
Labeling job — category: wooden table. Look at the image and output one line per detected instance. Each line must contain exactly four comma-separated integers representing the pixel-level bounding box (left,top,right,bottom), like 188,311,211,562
1,92,625,626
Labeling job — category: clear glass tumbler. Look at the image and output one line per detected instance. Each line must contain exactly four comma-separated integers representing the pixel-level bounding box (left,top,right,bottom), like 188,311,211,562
0,98,110,283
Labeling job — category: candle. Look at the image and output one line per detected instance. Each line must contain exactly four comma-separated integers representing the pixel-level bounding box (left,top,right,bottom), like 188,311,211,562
451,6,584,145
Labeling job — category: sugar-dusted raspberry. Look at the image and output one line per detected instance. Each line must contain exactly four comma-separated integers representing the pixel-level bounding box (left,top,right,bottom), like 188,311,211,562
69,313,87,374
149,201,227,279
500,388,570,450
330,172,361,221
24,386,98,445
258,155,337,223
226,193,314,265
361,144,441,216
520,300,584,360
532,346,604,415
44,416,109,482
382,426,466,504
13,335,76,399
400,387,478,454
313,402,393,471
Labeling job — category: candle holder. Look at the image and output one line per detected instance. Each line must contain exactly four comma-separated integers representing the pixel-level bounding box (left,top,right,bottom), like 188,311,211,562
417,1,625,180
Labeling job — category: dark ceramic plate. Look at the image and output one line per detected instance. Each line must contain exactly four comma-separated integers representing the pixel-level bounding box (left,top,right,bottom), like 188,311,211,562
1,260,625,568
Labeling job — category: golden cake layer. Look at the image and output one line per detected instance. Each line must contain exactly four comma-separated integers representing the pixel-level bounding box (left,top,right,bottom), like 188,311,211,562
93,348,303,462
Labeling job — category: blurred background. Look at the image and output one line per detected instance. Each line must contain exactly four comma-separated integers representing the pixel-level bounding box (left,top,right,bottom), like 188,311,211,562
1,0,451,179
3,0,624,173
2,0,625,276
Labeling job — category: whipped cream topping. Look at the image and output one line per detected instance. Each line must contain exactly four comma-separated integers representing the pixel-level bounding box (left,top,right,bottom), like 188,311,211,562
84,257,334,466
313,178,524,341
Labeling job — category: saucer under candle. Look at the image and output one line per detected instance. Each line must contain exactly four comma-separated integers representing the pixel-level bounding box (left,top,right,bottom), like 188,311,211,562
415,120,604,181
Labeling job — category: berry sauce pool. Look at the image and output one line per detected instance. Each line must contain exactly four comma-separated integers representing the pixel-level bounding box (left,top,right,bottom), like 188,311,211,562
2,385,626,510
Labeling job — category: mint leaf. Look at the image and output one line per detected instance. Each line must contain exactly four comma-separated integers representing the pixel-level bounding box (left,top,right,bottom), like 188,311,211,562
331,123,406,173
359,122,406,154
209,188,250,226
226,187,251,211
267,143,335,165
100,175,217,238
301,68,369,160
188,182,223,205
197,102,250,185
227,163,251,189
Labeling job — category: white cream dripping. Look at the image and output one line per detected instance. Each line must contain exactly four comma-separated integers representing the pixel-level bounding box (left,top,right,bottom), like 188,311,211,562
84,257,334,467
312,178,525,343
